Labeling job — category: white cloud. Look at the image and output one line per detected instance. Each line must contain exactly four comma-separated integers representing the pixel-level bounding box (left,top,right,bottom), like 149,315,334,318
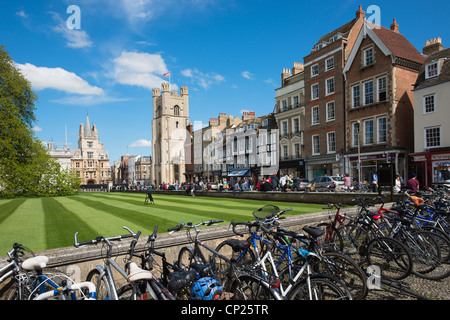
16,10,28,18
181,67,225,89
130,139,152,147
241,71,254,79
16,63,104,96
264,78,277,87
32,126,42,132
51,13,92,49
54,25,93,48
112,51,174,90
52,95,129,106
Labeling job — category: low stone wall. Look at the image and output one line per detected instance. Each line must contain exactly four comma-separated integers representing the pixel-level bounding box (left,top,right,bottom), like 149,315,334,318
114,188,407,205
0,208,362,290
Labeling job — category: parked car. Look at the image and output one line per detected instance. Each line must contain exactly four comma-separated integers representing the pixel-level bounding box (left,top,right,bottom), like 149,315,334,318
307,176,344,192
292,178,310,191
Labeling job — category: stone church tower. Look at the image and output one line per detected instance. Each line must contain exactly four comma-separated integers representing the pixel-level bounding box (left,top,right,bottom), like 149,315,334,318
152,83,189,185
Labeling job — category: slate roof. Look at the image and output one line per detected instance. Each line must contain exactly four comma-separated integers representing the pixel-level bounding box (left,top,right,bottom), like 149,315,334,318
312,18,359,48
414,47,450,90
371,25,426,65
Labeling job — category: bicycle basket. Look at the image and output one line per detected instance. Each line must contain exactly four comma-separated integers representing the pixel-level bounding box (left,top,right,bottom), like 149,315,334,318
252,205,280,221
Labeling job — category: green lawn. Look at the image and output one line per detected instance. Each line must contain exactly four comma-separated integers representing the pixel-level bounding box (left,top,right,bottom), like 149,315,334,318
0,192,325,255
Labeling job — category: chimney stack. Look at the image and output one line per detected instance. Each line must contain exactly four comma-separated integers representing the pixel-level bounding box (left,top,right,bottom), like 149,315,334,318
292,62,304,75
390,18,399,33
355,5,365,19
423,37,444,56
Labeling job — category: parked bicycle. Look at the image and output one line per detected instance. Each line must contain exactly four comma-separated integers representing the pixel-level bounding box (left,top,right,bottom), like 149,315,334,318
216,206,353,300
1,243,75,300
320,200,413,281
168,219,284,300
74,226,156,300
115,226,176,300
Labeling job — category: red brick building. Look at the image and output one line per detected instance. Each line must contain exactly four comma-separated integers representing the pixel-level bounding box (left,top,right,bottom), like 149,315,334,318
303,6,365,179
342,19,425,184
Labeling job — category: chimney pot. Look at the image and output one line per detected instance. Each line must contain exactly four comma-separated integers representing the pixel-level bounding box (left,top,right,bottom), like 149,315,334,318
423,37,444,55
390,18,399,33
356,5,365,19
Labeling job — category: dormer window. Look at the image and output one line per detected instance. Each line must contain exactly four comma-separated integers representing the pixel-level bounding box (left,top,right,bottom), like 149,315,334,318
314,42,327,51
329,33,342,43
425,62,439,79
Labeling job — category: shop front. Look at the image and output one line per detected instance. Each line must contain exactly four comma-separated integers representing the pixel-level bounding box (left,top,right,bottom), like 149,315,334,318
305,155,343,180
410,151,450,187
345,150,407,184
279,159,306,179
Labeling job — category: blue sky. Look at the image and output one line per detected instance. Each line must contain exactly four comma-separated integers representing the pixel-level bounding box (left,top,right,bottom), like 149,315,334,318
1,0,449,164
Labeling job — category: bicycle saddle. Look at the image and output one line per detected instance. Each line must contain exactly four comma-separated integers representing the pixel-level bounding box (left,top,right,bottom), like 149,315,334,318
127,262,154,281
224,239,251,252
22,256,49,271
302,226,325,239
190,263,213,276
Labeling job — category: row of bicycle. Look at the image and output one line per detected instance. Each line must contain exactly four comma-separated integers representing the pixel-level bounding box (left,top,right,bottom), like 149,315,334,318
1,189,448,300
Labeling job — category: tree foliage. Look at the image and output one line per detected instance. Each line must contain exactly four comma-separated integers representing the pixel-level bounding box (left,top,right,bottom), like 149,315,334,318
0,45,80,198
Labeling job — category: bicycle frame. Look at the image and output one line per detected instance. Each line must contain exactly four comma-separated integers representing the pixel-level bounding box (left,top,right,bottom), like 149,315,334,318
252,238,316,298
171,220,282,299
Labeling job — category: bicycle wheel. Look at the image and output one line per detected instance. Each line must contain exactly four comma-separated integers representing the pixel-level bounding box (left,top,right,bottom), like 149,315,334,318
365,237,413,281
177,246,198,271
86,269,112,300
315,251,368,300
287,274,351,300
408,230,450,280
117,281,161,300
229,274,280,300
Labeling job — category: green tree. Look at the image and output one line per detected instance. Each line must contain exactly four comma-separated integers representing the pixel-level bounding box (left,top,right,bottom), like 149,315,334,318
0,45,80,198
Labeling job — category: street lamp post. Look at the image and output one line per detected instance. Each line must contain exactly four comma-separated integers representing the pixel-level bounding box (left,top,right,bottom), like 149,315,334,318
357,120,361,190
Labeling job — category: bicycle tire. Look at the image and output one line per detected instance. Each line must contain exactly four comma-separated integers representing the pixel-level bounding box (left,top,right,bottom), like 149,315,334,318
117,281,164,300
229,274,280,300
287,274,351,300
317,250,368,300
177,246,198,271
365,236,413,281
86,268,112,300
408,230,450,280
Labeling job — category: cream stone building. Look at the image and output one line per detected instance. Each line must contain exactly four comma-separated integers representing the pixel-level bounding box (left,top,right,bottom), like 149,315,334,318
152,83,189,185
274,62,306,178
411,39,450,186
71,115,112,185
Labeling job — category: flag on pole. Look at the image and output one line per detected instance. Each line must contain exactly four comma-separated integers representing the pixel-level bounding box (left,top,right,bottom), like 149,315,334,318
163,72,170,77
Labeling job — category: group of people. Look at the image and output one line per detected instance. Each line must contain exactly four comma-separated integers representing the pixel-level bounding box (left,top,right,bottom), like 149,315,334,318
255,173,295,192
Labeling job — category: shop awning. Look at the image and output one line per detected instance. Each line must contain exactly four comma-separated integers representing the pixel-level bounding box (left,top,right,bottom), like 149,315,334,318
228,169,250,177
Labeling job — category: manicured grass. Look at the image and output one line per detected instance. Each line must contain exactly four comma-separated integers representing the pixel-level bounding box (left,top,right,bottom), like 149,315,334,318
0,192,325,255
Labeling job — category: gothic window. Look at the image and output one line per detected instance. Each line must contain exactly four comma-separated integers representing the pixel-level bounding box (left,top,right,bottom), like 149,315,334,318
174,105,180,116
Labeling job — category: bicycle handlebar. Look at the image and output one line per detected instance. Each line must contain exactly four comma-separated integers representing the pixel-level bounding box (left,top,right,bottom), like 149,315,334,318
74,226,136,248
167,219,224,233
229,207,292,236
